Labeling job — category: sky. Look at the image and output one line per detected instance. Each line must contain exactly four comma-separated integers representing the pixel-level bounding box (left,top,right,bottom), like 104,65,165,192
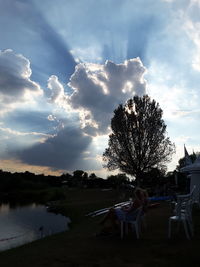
0,0,200,178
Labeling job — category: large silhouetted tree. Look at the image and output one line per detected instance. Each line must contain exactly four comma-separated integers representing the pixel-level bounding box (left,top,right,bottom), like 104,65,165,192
103,95,175,185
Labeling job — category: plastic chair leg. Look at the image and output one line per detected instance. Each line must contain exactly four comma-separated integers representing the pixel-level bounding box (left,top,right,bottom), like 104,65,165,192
135,223,139,239
120,222,124,239
187,219,194,237
125,223,129,235
177,220,181,233
183,220,190,240
168,219,172,239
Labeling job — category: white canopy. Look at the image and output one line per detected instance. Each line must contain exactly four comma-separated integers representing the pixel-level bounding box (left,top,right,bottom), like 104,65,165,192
181,155,200,173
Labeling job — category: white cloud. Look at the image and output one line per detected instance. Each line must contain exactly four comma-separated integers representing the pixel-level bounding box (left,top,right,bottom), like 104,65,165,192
183,19,200,71
171,110,196,117
190,0,200,7
0,126,53,138
70,46,102,63
0,49,43,115
47,75,68,107
174,135,192,144
147,61,199,121
177,2,200,72
47,114,57,121
68,58,147,135
162,0,174,2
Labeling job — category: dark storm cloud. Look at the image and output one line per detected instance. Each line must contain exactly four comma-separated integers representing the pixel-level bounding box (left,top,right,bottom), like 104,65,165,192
18,126,91,170
4,110,58,134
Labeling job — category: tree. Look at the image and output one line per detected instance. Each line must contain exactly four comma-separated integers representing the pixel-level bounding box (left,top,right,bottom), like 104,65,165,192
140,167,166,188
103,95,175,185
89,173,97,179
107,173,130,188
73,170,84,180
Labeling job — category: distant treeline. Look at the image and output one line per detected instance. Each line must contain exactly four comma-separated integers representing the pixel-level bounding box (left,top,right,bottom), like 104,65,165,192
0,170,134,203
0,168,188,198
0,170,132,193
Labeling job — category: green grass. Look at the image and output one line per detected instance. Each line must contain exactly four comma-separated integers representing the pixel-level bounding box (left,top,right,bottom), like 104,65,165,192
1,188,200,267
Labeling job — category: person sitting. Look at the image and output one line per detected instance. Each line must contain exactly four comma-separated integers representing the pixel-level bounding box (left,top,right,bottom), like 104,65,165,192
98,187,146,236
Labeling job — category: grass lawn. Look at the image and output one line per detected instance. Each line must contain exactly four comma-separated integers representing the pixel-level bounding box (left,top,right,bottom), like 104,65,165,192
0,188,200,267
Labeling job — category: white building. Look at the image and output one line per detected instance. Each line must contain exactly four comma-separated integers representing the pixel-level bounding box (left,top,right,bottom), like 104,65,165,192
181,153,200,204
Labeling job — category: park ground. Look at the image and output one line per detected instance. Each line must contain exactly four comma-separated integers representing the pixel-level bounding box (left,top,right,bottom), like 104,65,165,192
0,188,200,267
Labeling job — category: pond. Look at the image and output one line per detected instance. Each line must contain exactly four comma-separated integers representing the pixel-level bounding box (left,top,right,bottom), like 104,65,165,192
0,203,71,252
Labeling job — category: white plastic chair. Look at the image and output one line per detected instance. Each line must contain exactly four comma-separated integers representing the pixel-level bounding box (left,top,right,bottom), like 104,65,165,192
168,199,193,240
186,199,194,236
190,185,196,198
191,186,200,208
120,207,143,239
171,191,191,217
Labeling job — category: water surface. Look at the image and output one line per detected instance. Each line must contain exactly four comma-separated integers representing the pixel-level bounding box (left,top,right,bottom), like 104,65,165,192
0,203,70,251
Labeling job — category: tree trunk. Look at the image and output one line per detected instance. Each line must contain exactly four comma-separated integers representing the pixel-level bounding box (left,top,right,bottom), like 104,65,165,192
135,171,143,187
135,177,141,187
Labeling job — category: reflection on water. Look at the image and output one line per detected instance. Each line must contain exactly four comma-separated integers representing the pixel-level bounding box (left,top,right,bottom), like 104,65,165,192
0,203,70,252
0,203,10,214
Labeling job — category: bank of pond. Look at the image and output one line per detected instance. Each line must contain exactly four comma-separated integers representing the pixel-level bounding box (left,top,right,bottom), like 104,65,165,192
0,202,71,251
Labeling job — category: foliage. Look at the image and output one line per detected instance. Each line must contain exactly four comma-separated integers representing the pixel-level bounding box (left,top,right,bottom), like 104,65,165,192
139,167,166,188
72,170,89,186
0,169,114,200
103,95,175,185
89,173,97,179
107,173,130,188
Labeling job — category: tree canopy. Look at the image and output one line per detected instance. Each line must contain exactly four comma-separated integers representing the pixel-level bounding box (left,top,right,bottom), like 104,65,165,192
103,95,175,185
